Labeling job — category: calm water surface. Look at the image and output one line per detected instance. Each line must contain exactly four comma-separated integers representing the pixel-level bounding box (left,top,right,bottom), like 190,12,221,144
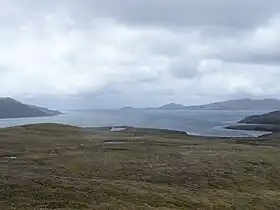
0,109,271,137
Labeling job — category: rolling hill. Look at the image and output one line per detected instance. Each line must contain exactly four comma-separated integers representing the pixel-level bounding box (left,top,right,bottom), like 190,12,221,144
240,110,280,125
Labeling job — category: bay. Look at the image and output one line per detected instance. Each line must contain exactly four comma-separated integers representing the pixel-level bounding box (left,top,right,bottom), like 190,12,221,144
0,109,271,137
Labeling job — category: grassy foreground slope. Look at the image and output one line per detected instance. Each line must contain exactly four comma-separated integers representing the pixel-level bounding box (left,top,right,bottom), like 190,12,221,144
1,124,280,209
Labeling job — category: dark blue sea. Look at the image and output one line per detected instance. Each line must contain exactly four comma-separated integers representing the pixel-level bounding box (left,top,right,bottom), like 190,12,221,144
0,109,271,137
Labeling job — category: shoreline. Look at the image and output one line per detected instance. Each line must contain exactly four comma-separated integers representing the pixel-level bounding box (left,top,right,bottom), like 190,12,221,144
225,123,280,133
0,112,62,120
0,123,274,140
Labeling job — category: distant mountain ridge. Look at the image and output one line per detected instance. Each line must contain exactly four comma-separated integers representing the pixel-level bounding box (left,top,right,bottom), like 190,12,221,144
154,99,280,111
187,99,280,110
0,97,61,119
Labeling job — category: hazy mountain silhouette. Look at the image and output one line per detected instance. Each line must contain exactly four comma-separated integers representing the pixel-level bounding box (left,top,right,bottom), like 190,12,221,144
157,103,187,110
154,99,280,111
186,99,280,110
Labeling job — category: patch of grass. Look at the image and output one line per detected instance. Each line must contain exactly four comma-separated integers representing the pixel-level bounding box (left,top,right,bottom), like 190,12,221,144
1,124,280,209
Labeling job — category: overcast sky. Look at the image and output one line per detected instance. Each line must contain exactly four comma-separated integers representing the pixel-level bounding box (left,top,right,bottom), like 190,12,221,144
1,0,280,109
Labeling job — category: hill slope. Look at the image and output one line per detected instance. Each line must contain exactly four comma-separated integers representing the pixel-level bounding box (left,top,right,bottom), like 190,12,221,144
240,110,280,125
1,124,280,209
0,98,61,119
225,110,280,132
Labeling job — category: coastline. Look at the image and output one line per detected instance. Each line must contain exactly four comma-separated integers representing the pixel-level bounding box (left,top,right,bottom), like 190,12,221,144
0,112,62,120
0,123,274,140
225,123,280,133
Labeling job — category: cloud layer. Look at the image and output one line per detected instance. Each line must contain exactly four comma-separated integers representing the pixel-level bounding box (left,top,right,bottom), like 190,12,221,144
0,0,280,109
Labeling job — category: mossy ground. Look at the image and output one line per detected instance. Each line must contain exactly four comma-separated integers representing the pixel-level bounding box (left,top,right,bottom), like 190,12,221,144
1,124,280,209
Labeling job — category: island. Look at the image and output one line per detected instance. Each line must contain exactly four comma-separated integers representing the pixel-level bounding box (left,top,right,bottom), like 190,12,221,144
0,97,61,119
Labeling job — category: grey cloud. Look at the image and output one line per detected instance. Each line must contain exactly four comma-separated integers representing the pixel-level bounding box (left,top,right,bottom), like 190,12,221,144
5,0,280,29
168,58,199,79
1,0,280,108
77,0,280,29
221,53,280,65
